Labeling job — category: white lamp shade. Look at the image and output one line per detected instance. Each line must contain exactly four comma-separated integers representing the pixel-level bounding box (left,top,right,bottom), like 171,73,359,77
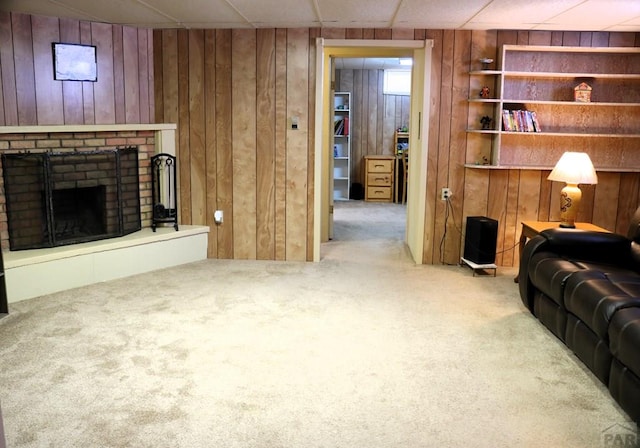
548,152,598,185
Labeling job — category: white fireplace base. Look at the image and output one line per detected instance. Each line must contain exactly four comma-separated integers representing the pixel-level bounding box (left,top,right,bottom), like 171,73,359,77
3,225,209,303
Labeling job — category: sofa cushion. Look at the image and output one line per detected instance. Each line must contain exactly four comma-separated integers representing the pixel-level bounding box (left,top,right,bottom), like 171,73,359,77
603,271,640,296
609,307,640,379
564,271,640,340
528,251,585,307
570,261,640,280
565,314,612,384
533,291,568,341
609,358,640,423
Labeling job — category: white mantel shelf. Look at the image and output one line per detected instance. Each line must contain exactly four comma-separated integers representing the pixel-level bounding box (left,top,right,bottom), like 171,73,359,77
0,123,178,156
0,123,177,134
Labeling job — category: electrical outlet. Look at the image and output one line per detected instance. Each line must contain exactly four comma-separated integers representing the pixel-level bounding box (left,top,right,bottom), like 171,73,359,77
214,210,223,224
441,187,452,201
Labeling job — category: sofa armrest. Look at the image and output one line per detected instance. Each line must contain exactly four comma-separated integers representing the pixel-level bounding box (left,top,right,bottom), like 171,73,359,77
539,228,631,265
518,229,631,311
518,234,549,310
540,227,628,246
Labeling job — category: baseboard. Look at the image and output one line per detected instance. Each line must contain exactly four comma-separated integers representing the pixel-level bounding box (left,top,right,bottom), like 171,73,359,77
3,225,209,303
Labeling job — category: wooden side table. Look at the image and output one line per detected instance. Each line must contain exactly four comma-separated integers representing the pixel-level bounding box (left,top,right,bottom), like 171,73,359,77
515,221,610,282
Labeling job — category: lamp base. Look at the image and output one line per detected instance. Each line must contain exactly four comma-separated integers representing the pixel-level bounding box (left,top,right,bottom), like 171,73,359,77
559,183,582,229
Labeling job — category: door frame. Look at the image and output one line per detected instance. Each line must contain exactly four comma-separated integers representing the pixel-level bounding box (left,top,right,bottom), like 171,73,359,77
313,38,433,263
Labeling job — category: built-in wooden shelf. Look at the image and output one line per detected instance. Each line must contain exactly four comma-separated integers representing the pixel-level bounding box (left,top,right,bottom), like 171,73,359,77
466,45,640,169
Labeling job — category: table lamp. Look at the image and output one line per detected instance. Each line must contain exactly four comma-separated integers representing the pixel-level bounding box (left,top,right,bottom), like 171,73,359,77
547,152,598,228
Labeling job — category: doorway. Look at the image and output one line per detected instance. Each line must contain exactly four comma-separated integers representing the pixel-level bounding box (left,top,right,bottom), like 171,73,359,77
330,56,411,243
313,39,433,264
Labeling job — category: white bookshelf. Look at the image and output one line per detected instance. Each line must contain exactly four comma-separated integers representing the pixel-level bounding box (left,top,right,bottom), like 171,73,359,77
333,92,351,200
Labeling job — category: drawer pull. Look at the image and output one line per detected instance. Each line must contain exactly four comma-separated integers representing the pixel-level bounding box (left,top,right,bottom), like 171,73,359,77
374,164,384,168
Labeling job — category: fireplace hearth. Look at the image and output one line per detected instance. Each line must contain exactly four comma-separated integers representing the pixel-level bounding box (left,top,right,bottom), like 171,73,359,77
2,147,141,251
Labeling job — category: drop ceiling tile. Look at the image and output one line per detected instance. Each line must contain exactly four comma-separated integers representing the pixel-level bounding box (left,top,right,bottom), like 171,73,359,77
123,22,189,29
394,0,488,28
335,58,411,70
364,58,388,69
606,24,640,32
0,0,96,21
335,58,362,69
317,0,400,24
1,0,639,31
229,0,319,26
169,22,255,29
545,0,640,31
623,15,640,26
252,21,322,28
329,21,394,28
463,22,537,30
467,0,583,29
139,0,247,24
397,21,477,29
52,0,181,25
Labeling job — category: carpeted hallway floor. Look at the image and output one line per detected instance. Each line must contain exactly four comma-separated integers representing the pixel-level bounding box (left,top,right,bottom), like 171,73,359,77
0,200,635,447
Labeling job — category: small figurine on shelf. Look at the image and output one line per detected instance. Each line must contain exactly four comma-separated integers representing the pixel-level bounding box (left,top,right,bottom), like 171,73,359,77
480,86,490,98
574,82,592,102
479,58,494,70
480,115,493,130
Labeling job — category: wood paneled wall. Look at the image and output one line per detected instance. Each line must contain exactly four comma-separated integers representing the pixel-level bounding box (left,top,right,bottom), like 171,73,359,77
335,69,410,185
452,31,640,267
154,29,314,261
0,12,154,126
155,27,640,265
7,12,638,266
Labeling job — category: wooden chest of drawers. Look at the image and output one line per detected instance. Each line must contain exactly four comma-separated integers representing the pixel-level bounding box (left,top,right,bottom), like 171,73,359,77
364,155,395,202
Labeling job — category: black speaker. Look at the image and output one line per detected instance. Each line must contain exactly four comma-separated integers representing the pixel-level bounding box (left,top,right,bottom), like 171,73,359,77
464,216,498,264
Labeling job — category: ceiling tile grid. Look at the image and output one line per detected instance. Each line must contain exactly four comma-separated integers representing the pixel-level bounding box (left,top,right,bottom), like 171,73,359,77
1,0,639,31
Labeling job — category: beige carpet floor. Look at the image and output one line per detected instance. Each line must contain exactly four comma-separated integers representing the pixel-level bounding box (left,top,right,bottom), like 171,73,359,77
0,201,634,447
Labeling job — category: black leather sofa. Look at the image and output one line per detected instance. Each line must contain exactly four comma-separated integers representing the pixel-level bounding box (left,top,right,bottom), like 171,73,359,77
518,210,640,423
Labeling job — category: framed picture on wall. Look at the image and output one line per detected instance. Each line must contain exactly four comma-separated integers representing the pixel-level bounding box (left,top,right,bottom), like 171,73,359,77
52,42,97,82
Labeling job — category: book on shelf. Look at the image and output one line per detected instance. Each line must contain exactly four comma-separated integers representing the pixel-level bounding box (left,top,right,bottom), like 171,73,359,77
530,111,541,132
334,118,344,135
501,109,542,133
334,117,349,136
501,110,512,132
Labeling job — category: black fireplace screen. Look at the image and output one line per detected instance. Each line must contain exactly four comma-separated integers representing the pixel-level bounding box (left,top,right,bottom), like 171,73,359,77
2,147,141,251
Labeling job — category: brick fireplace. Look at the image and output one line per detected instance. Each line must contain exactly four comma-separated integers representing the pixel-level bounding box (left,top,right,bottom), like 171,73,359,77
0,124,211,304
0,126,161,251
3,147,141,250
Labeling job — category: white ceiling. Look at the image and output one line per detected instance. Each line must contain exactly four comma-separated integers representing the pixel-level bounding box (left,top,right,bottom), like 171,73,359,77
2,0,640,32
